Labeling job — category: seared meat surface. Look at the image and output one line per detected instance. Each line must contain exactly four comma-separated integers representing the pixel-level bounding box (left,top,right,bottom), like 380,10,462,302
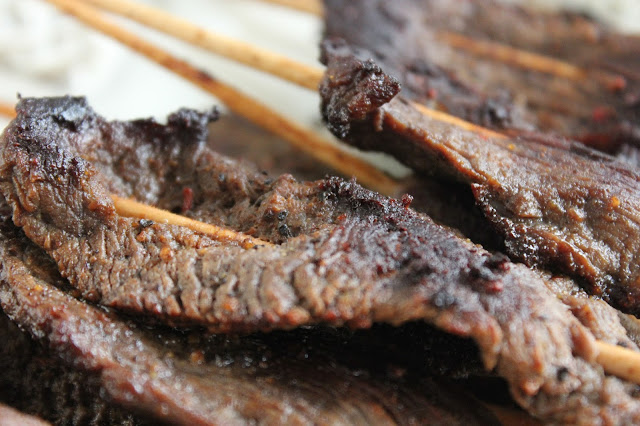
323,0,640,152
4,97,640,422
1,195,502,425
320,40,640,317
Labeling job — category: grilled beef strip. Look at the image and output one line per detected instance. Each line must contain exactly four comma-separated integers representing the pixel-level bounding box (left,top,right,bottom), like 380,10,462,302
0,313,147,426
210,112,640,355
4,97,640,423
0,195,503,425
212,112,640,351
322,0,640,152
320,39,640,316
0,109,502,423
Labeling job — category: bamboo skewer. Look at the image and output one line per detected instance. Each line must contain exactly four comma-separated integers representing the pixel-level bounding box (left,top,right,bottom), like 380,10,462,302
112,196,271,249
253,0,324,16
44,0,399,197
412,102,506,140
83,0,322,91
595,340,640,385
438,31,587,81
76,0,505,139
44,0,640,388
437,32,622,88
256,0,622,87
0,102,16,119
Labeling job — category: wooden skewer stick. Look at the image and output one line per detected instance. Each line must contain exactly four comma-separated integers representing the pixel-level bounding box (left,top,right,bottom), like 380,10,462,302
412,102,506,140
74,0,504,140
438,31,589,81
257,0,621,87
83,0,322,91
0,102,16,119
595,340,640,385
438,31,623,88
112,195,272,249
43,0,640,389
253,0,324,16
45,0,400,197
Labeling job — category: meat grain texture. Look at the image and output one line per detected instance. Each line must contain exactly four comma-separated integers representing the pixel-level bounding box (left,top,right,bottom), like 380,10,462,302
323,0,640,152
320,40,640,318
2,97,640,423
0,105,502,425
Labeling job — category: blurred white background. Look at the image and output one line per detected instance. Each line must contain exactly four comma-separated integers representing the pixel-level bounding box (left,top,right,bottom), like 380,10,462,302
0,0,639,131
0,0,322,129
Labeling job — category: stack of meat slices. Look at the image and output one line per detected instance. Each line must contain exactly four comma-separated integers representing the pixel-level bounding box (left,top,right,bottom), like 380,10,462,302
1,93,640,424
3,2,640,425
322,0,640,154
0,97,510,425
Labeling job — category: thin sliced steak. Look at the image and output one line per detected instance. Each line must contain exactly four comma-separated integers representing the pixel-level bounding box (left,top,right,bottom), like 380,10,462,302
210,113,640,356
320,40,640,317
2,97,640,423
0,196,501,425
322,0,640,152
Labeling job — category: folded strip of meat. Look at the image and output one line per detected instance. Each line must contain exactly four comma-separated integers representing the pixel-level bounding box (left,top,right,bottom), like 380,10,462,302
212,112,640,354
320,39,640,317
322,0,640,152
2,96,640,423
0,197,501,425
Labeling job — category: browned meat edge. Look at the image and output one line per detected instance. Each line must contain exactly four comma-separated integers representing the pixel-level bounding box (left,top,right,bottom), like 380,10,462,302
0,194,502,425
3,96,640,423
320,39,640,318
322,0,640,152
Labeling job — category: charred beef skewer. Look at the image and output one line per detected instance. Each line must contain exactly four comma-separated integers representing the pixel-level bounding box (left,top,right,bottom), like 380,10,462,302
321,0,640,153
1,196,502,425
320,39,640,317
11,2,640,422
4,96,640,423
0,106,506,425
6,107,640,425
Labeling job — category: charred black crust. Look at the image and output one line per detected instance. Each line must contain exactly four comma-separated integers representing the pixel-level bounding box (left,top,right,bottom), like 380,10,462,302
319,39,640,318
322,0,640,149
5,96,640,423
320,38,401,138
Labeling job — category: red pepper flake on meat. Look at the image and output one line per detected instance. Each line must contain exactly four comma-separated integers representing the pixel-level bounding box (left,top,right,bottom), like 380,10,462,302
610,196,621,209
182,187,194,213
608,75,627,92
591,106,615,122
